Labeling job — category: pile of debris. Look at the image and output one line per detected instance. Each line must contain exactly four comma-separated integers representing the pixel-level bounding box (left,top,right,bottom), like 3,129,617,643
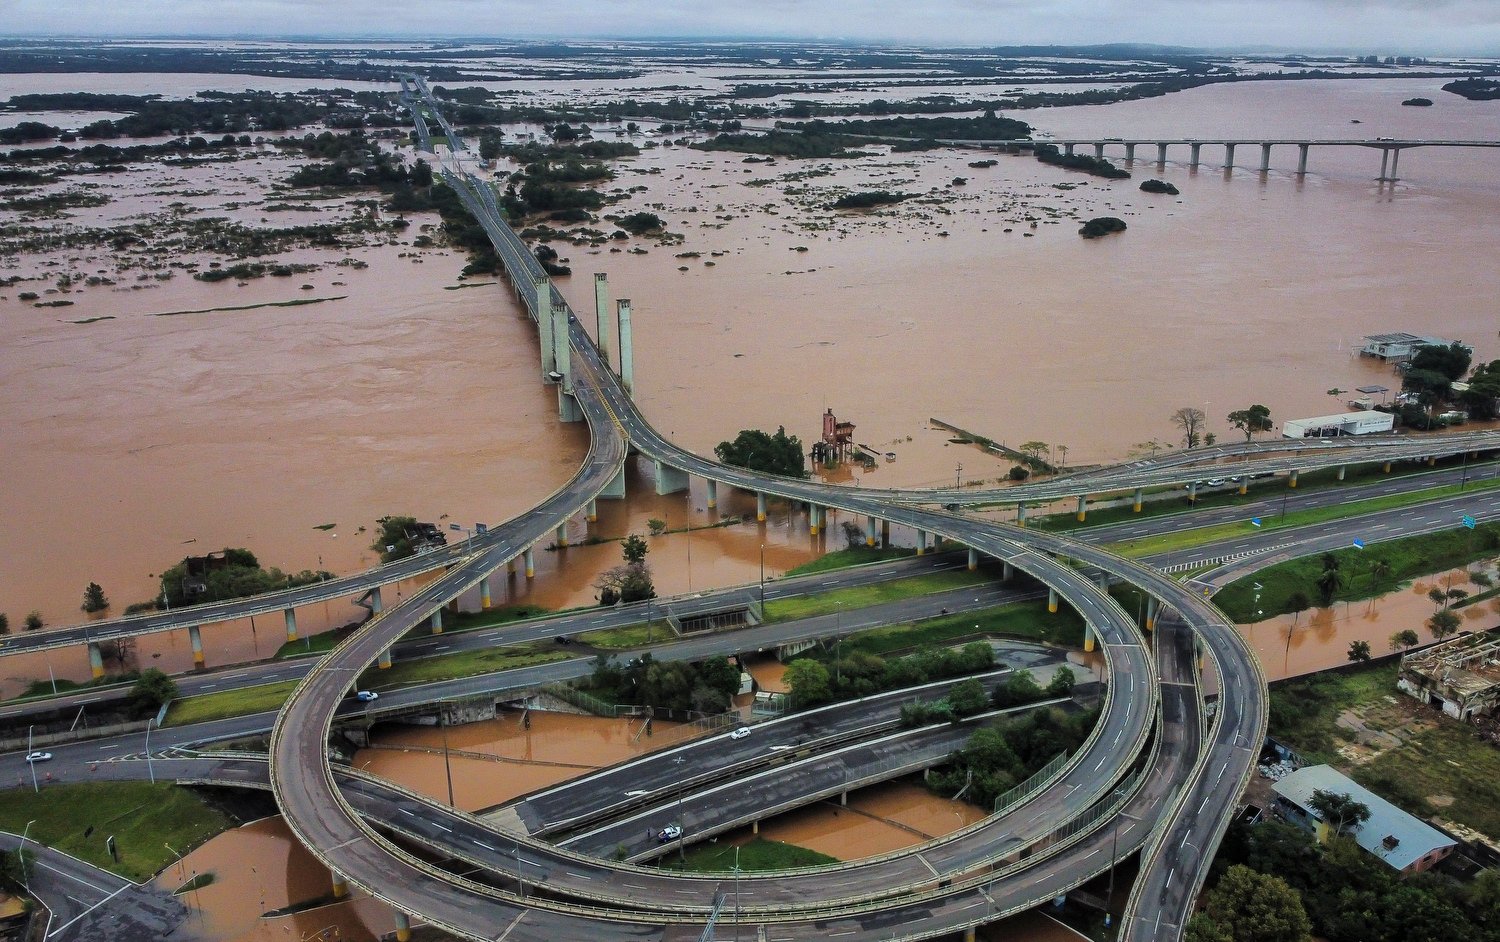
1258,759,1298,781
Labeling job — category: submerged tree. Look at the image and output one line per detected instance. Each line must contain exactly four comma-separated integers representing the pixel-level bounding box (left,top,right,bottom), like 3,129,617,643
81,581,109,613
1171,407,1207,448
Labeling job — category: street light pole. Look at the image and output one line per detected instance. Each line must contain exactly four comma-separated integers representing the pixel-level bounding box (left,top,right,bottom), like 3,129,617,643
19,820,35,893
442,706,456,809
26,726,38,793
145,718,156,784
759,544,766,620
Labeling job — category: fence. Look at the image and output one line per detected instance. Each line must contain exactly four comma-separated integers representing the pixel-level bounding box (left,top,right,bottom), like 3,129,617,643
993,751,1068,814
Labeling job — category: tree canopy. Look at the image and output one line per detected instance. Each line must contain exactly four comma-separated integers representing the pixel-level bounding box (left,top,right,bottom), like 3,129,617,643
1228,404,1274,440
1308,789,1371,837
1199,864,1313,942
715,426,807,478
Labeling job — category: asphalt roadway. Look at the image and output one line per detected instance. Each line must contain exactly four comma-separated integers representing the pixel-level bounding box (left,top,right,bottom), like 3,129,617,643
0,830,185,942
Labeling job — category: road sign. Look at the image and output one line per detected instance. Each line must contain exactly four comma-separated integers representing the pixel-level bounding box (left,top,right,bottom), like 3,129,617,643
1352,538,1365,549
1250,517,1263,528
1463,515,1477,530
475,522,488,534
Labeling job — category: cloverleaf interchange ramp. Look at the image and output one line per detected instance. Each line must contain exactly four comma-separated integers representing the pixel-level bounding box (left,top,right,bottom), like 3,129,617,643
253,78,1267,942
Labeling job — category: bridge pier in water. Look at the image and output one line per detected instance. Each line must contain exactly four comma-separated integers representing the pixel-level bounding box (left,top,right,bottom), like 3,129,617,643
1260,142,1272,172
1224,142,1236,168
1064,143,1075,157
1298,143,1310,175
392,910,412,941
587,498,598,522
534,274,555,382
1125,142,1136,162
189,624,204,667
555,523,569,548
88,642,104,679
705,479,717,509
1190,142,1202,169
1093,142,1104,159
653,459,689,495
1156,142,1168,164
284,608,298,643
756,492,767,522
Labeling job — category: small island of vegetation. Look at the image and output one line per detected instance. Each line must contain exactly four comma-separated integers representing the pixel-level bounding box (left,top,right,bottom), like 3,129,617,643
1139,178,1179,195
829,191,911,210
1033,143,1130,179
1442,78,1500,101
715,427,807,478
1401,97,1434,107
1079,217,1128,239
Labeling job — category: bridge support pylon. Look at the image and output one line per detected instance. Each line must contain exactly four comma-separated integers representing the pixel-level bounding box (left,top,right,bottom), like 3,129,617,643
865,515,877,547
1156,142,1168,164
1383,461,1392,473
617,299,635,393
916,529,927,556
369,586,383,614
189,624,204,667
284,608,298,643
1093,142,1104,159
1260,142,1272,173
654,459,689,495
1239,479,1249,496
1190,142,1202,169
1289,469,1299,488
1084,624,1096,653
1133,487,1144,513
524,547,535,579
1002,561,1014,581
1146,597,1159,632
1076,495,1087,522
1125,142,1136,162
1337,465,1346,482
1297,143,1310,175
1015,503,1027,527
756,492,767,522
587,498,598,522
555,523,569,548
331,870,348,899
88,641,104,679
430,609,444,634
534,275,555,381
392,910,412,942
480,575,492,609
706,479,717,510
378,647,393,669
968,548,979,571
1224,142,1236,168
594,272,612,365
1047,587,1058,614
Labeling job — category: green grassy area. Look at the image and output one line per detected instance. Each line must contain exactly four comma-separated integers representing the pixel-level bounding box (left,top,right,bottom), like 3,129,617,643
1269,660,1500,840
1216,522,1500,621
275,604,556,658
782,546,915,577
843,598,1085,657
164,680,299,727
358,645,567,689
1107,476,1500,559
0,782,231,881
658,837,838,872
765,568,989,622
577,622,670,649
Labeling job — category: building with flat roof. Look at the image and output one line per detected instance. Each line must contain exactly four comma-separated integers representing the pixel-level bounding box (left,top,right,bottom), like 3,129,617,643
1360,332,1471,364
1272,765,1457,874
1398,629,1500,721
1282,411,1395,438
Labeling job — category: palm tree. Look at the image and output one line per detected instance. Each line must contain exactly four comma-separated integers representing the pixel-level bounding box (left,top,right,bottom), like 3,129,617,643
1316,567,1345,606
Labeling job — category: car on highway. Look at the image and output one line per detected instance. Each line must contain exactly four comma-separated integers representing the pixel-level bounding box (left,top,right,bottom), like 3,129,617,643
354,690,379,702
1204,478,1226,487
657,825,682,843
547,370,564,382
729,726,751,740
25,751,52,763
553,634,573,645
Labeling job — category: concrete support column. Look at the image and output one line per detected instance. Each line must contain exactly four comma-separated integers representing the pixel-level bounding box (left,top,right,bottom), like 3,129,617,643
88,641,104,679
810,505,821,536
1188,481,1198,504
1076,495,1087,522
1383,461,1392,473
1390,148,1402,180
1224,142,1236,168
284,608,298,642
881,519,890,547
1146,597,1159,632
1083,624,1096,653
1379,148,1390,180
1239,480,1249,495
378,647,393,669
430,609,444,634
1002,561,1015,581
967,548,979,571
555,523,569,548
706,480,718,509
756,492,767,522
593,272,611,365
617,299,635,393
1047,587,1059,614
331,871,349,899
1064,143,1075,156
507,558,516,574
524,547,535,579
393,910,412,942
587,499,598,523
963,928,977,942
1093,142,1104,158
1156,142,1168,163
189,624,204,666
1297,143,1309,175
1125,142,1136,162
1133,487,1144,513
535,275,555,380
369,586,383,614
1190,142,1202,168
865,515,877,547
916,529,927,556
1289,469,1299,488
751,819,759,835
1427,455,1437,467
1016,503,1027,527
1259,142,1272,172
1337,465,1347,482
479,575,492,609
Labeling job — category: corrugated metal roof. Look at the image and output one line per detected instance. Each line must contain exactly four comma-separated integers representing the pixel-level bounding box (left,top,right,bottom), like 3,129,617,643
1273,765,1456,871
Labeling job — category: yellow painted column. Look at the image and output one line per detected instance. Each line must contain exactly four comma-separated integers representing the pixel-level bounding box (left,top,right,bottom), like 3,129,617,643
188,624,204,666
284,608,298,643
479,575,492,610
1288,469,1299,488
555,523,568,548
1048,587,1059,614
430,610,444,635
524,547,535,579
756,492,767,522
88,642,105,679
1083,625,1096,653
1133,487,1144,512
968,548,979,571
331,871,348,899
1383,461,1392,473
1076,495,1087,522
378,647,393,670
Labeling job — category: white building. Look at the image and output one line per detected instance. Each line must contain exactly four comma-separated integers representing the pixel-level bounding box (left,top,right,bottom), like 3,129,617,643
1360,332,1471,364
1282,411,1395,438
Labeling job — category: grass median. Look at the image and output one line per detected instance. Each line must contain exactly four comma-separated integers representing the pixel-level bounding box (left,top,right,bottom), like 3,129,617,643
358,645,568,689
658,837,837,871
843,598,1085,656
0,781,231,881
783,546,915,576
765,568,990,622
164,679,300,727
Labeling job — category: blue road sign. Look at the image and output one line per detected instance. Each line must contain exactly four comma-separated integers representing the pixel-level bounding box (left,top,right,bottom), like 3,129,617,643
1250,517,1263,528
1463,515,1477,530
1352,538,1365,549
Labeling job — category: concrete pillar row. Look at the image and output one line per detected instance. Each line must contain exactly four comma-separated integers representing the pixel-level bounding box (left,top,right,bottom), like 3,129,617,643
189,624,204,666
283,608,298,643
507,558,516,574
1047,587,1059,614
1379,148,1391,180
593,272,612,365
756,492,767,522
393,910,412,942
916,529,927,556
865,515,877,547
88,641,105,679
1076,495,1088,522
430,609,444,634
1133,487,1144,513
1064,143,1076,156
706,479,718,509
479,575,492,609
967,548,979,571
1297,143,1310,175
378,647,394,670
1093,142,1104,158
524,547,535,579
1289,469,1300,488
1390,148,1402,180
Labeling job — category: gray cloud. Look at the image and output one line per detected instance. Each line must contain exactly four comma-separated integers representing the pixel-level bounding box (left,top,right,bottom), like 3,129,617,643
1,0,1497,53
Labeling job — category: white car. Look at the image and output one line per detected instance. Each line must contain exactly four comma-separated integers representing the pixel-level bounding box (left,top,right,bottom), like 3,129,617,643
25,752,52,763
729,727,752,740
355,690,379,703
657,825,683,843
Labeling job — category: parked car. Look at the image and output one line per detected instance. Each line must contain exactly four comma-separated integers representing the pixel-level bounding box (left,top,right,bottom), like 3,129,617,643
25,752,52,763
355,690,379,703
657,825,683,843
729,727,752,740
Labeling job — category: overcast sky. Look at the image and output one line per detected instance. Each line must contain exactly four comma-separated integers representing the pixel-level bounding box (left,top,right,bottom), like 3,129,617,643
2,0,1498,55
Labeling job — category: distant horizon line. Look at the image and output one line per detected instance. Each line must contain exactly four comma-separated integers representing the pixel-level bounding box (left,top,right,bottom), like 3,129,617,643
0,34,1496,59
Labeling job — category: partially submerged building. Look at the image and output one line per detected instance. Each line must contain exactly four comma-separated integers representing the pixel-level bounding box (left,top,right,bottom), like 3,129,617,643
1398,629,1500,721
1360,332,1471,365
1281,410,1395,438
1272,765,1457,874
